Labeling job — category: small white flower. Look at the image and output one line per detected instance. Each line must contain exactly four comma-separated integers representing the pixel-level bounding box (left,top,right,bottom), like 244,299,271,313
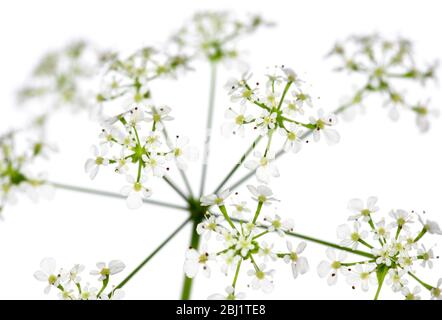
279,124,303,153
219,250,240,276
244,151,279,184
258,241,277,262
34,257,62,294
166,135,198,171
418,215,442,235
373,218,391,242
247,264,275,293
283,241,309,279
255,111,277,135
183,246,215,278
208,286,245,300
372,244,395,267
229,199,250,219
388,209,413,230
309,109,340,145
317,248,349,286
222,105,254,137
200,189,232,207
247,184,278,205
263,214,294,236
120,175,152,209
347,196,379,221
431,278,442,300
235,235,255,257
337,222,368,249
413,101,439,133
101,288,125,300
90,260,126,281
142,153,167,178
401,286,421,300
196,215,224,240
79,283,98,300
397,252,415,271
345,263,377,292
84,145,109,179
417,244,435,269
291,88,312,108
282,68,303,86
231,86,258,105
68,264,85,284
146,106,174,129
386,269,408,292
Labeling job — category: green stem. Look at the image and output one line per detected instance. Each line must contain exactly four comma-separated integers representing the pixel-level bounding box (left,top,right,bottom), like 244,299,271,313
162,176,188,202
358,238,374,249
111,217,191,296
51,182,188,210
199,62,218,197
277,81,292,111
213,135,262,194
181,217,203,300
252,201,264,224
407,271,434,291
232,259,242,289
218,205,237,231
413,227,427,243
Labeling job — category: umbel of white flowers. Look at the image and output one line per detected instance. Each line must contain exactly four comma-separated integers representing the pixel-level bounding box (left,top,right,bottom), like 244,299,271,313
34,257,126,300
317,197,442,300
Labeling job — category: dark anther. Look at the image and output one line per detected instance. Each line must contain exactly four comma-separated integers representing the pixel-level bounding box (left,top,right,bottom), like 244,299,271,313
352,286,355,290
331,273,336,277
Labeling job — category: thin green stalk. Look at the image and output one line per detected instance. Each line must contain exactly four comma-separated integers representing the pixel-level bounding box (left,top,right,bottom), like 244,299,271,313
413,227,427,243
252,201,264,224
213,135,262,194
112,217,191,295
51,182,188,211
407,271,434,291
199,62,218,197
181,217,203,300
162,176,189,202
232,260,242,289
219,205,238,231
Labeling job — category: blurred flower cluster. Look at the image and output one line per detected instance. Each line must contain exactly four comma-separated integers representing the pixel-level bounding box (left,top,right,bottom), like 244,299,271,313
328,34,439,132
317,197,441,300
171,11,272,64
185,185,308,299
0,116,54,219
34,258,125,300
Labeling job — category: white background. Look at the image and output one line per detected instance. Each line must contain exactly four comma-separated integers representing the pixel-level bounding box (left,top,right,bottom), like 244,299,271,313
0,0,441,300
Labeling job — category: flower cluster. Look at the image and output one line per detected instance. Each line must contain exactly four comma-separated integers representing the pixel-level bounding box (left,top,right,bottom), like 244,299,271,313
184,185,309,299
85,105,198,209
328,34,439,131
34,257,126,300
171,11,272,63
0,116,54,219
96,46,191,108
17,40,107,114
318,197,442,300
224,66,340,184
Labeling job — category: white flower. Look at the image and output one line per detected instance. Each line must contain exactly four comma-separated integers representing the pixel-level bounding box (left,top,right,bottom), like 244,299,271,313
309,109,340,145
236,235,255,257
263,214,294,236
247,264,275,293
146,106,173,129
255,111,277,135
84,145,109,179
291,88,312,108
144,131,162,149
183,246,215,278
219,250,240,276
247,184,278,205
372,244,395,267
200,189,232,207
58,287,75,300
99,127,123,147
345,263,377,292
120,175,152,209
79,284,98,300
283,241,309,279
279,124,303,153
142,153,167,178
282,99,304,117
282,68,303,86
373,218,391,242
208,286,245,300
229,199,250,218
90,260,126,281
68,264,85,284
317,248,349,285
413,101,439,133
418,215,442,235
126,107,146,129
386,269,408,292
34,257,62,294
258,241,277,262
196,215,224,240
101,288,125,300
402,286,421,300
231,86,258,105
397,252,415,271
224,72,251,95
417,244,435,269
431,278,442,300
347,196,379,221
244,151,279,184
388,209,413,230
166,135,198,171
337,222,368,249
222,105,254,137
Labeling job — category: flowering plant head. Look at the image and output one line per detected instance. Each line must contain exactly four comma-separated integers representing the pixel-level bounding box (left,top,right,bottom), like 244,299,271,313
171,11,272,64
187,184,308,299
0,116,54,219
328,34,439,131
34,257,126,300
17,41,107,113
317,196,442,300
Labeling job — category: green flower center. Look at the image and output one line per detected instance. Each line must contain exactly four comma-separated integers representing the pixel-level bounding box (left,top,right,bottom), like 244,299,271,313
134,182,142,192
351,232,360,241
100,268,110,276
48,274,57,285
95,157,104,165
235,115,245,125
153,113,161,122
174,148,182,157
361,209,371,217
198,254,208,264
360,272,369,280
272,220,282,229
256,271,265,280
316,119,325,129
287,132,297,141
214,197,223,205
331,261,341,269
